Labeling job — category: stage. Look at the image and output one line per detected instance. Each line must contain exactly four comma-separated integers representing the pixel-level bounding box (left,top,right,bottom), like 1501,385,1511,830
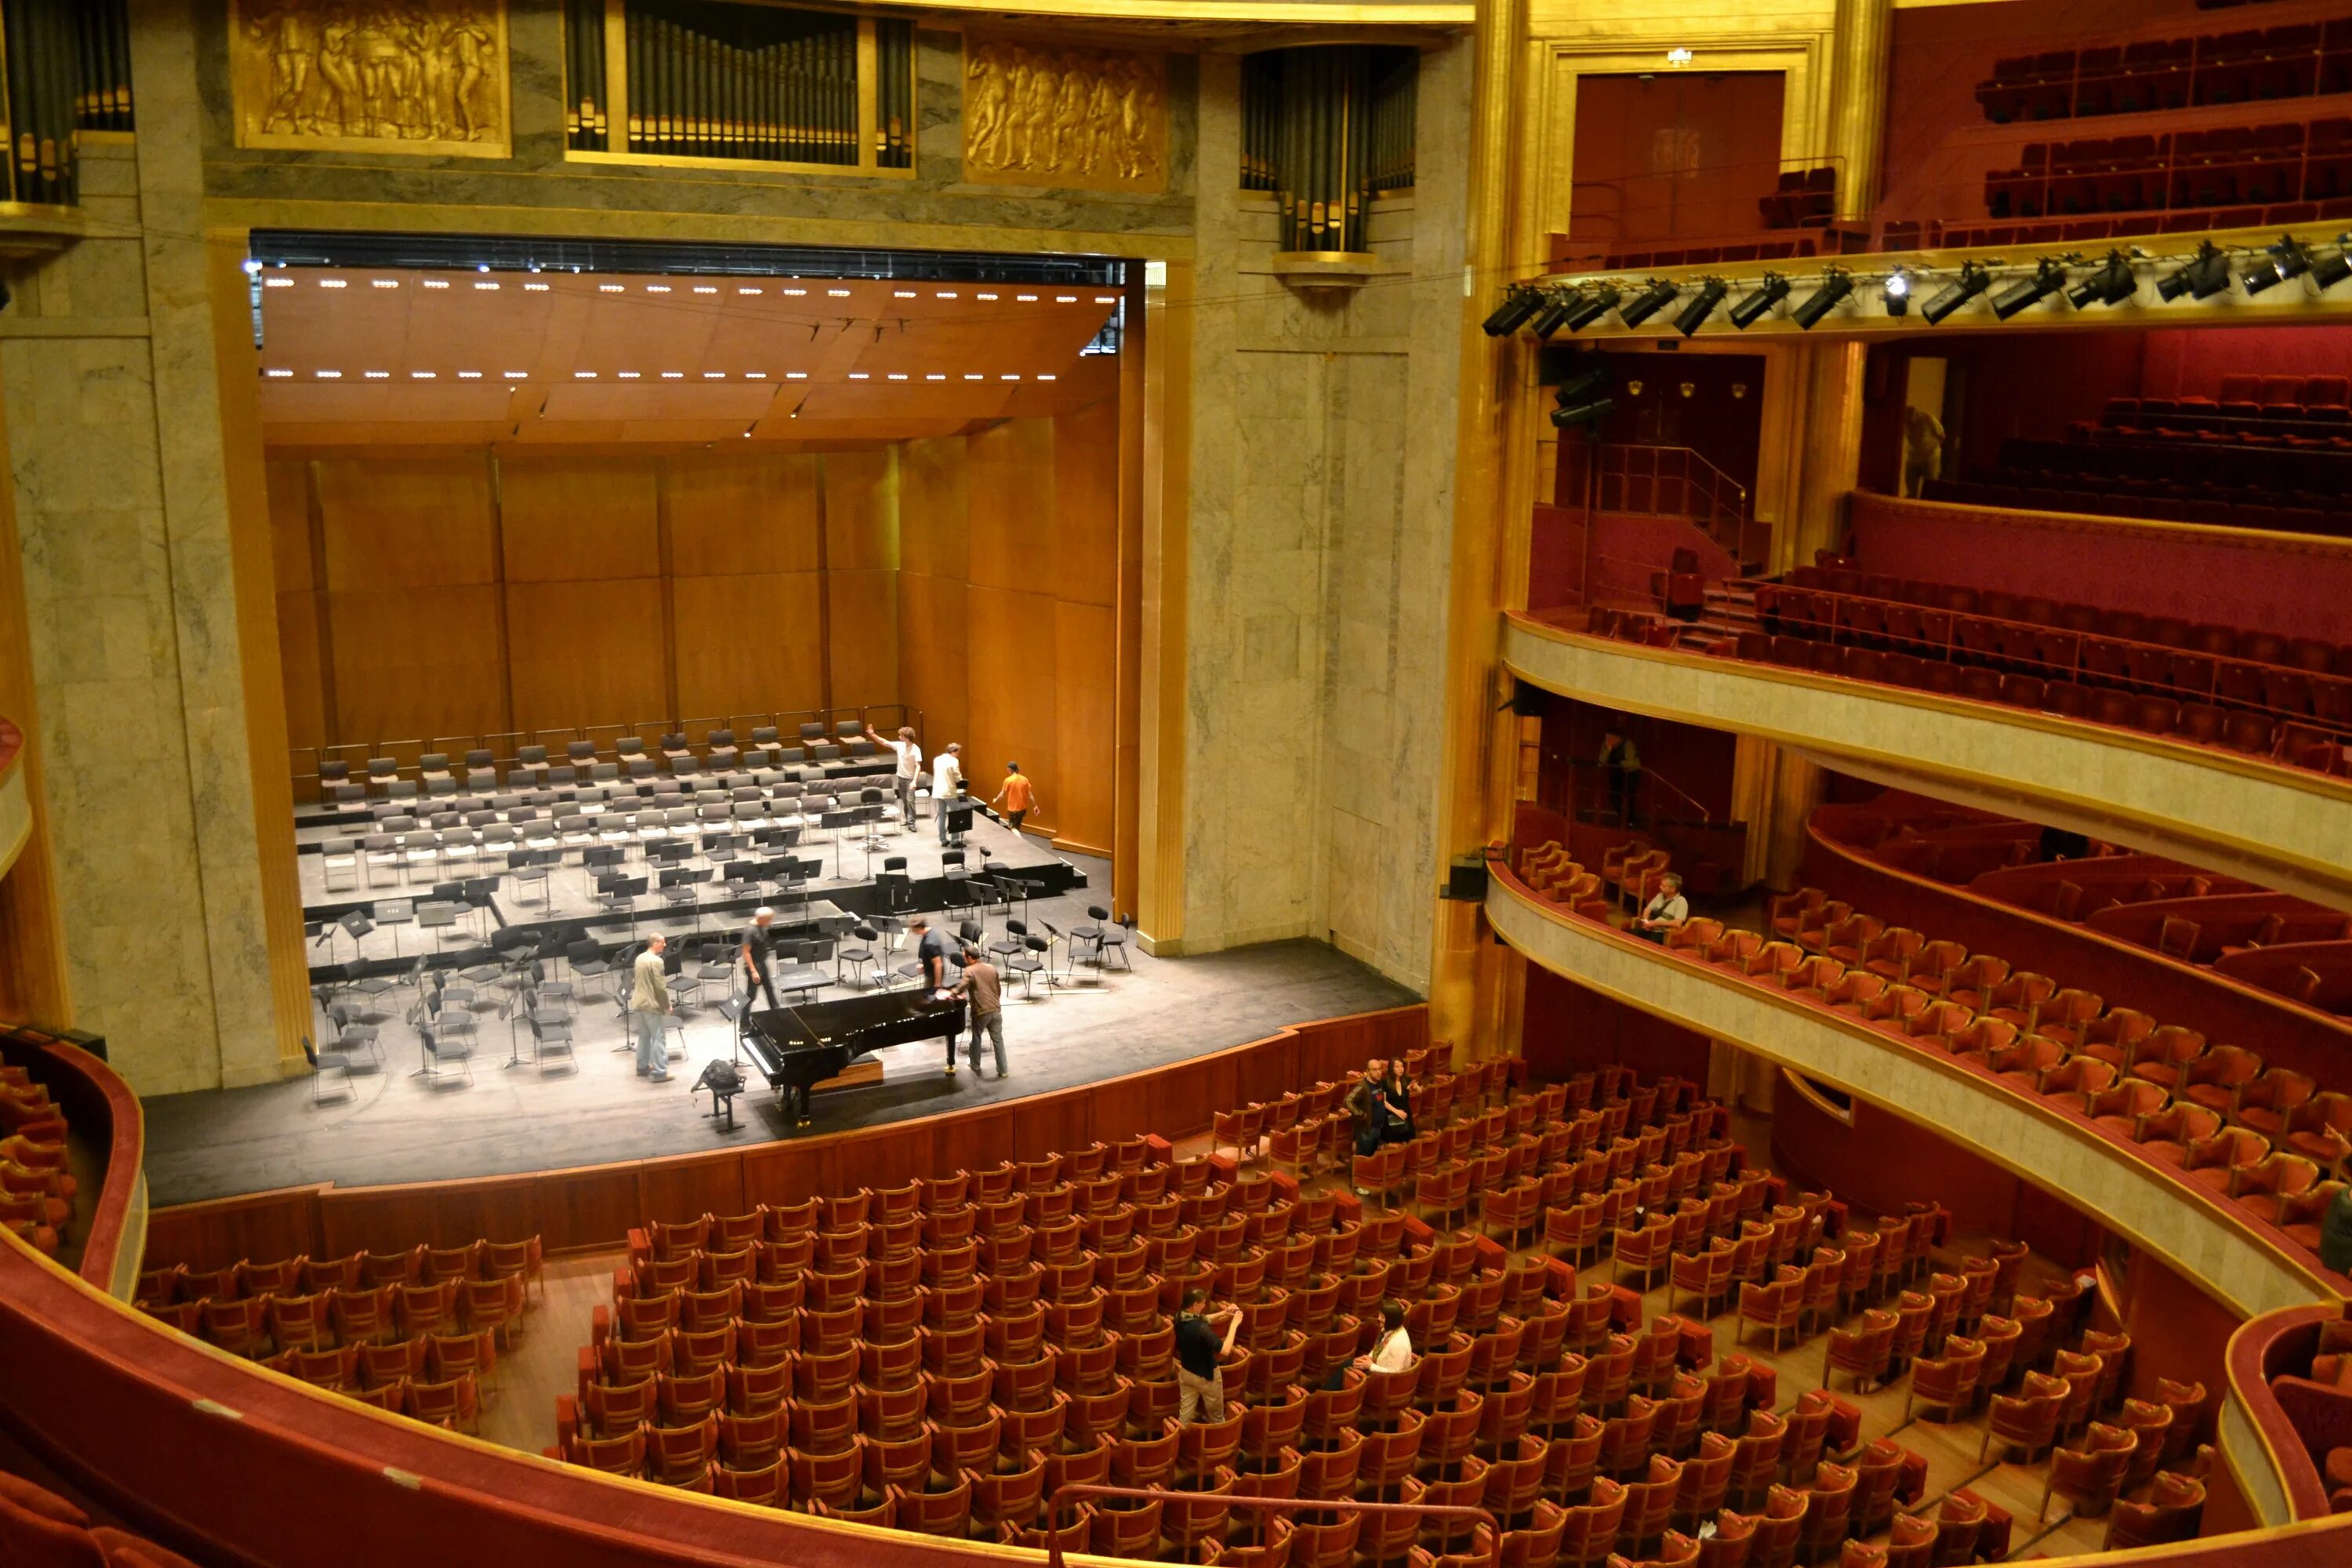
146,848,1420,1203
294,807,1082,981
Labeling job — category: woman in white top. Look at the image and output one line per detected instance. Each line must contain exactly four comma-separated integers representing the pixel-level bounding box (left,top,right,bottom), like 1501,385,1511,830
1357,1300,1414,1375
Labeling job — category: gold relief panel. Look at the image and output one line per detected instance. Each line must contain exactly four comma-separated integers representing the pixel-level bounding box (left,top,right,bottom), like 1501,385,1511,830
961,36,1167,194
230,1,513,159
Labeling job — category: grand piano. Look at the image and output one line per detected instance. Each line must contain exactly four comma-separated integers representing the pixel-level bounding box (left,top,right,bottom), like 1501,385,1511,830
741,990,965,1127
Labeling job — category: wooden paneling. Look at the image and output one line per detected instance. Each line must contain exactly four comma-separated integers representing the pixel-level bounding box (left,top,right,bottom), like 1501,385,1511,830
895,570,968,749
1054,600,1118,852
498,457,660,582
967,584,1058,799
671,572,826,719
503,579,667,731
265,459,317,592
669,454,822,576
328,584,506,742
316,457,497,590
827,568,899,708
898,437,968,582
1054,401,1120,607
143,1186,328,1275
968,419,1058,591
823,450,898,572
275,590,328,751
639,1151,747,1226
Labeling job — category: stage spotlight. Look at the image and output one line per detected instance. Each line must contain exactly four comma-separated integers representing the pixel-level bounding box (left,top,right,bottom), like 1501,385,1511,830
1527,291,1579,339
1882,267,1911,317
1728,273,1791,329
1674,278,1730,336
1991,259,2068,320
2066,251,2138,309
1563,285,1623,332
2157,242,2232,302
1552,361,1615,430
1619,278,1681,328
2241,237,2312,295
1482,285,1543,336
1791,269,1853,330
1921,263,1991,325
2313,245,2352,292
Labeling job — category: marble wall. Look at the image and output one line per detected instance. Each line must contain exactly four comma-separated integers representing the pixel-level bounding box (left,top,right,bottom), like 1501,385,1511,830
1,107,279,1094
1177,43,1470,994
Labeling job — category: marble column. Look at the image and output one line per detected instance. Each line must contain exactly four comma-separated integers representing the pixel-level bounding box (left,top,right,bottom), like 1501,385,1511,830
1828,0,1896,221
1428,0,1527,1057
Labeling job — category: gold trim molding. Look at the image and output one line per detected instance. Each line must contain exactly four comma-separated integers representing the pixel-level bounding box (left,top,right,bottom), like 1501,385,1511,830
230,1,514,161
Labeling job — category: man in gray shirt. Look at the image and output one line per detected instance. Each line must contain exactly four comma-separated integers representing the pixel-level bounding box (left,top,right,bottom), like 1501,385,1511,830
953,945,1008,1079
630,935,672,1083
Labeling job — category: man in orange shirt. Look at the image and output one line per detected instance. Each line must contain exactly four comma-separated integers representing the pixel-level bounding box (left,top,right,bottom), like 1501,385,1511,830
990,761,1038,834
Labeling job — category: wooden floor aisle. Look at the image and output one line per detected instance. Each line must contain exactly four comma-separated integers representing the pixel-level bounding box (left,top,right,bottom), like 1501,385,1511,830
470,1118,2118,1562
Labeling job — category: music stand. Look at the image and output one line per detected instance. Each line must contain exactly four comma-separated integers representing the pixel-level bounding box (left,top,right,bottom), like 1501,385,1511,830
944,800,975,848
416,902,462,956
338,909,376,964
819,810,861,880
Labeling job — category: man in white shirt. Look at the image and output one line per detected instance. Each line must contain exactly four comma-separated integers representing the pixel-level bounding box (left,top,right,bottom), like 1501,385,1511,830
866,723,923,834
931,742,965,844
1633,873,1689,942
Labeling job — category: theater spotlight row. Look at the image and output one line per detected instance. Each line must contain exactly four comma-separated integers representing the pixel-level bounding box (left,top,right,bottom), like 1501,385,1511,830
1483,232,2352,339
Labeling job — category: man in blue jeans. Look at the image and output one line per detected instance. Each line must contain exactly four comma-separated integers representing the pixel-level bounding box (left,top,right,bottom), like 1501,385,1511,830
953,945,1008,1078
629,935,672,1083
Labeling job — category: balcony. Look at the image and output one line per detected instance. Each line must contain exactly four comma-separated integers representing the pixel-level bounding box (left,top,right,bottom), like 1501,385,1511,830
1484,867,2340,1326
1504,612,2352,910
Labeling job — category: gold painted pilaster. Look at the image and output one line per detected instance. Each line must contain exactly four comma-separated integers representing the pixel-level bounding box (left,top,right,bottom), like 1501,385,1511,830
1136,260,1192,953
1428,0,1526,1059
208,235,314,1076
1112,266,1148,916
1780,341,1867,572
1827,0,1893,220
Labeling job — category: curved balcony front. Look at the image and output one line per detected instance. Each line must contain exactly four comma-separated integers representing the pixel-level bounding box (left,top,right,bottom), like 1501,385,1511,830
1503,614,2352,911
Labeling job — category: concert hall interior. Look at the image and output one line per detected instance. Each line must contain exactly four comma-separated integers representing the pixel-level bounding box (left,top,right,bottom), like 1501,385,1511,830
4,4,2352,1568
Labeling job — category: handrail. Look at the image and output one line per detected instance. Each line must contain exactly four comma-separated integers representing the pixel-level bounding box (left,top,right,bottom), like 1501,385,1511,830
1042,1484,1501,1568
1757,579,2352,747
1553,759,1712,828
1589,443,1752,567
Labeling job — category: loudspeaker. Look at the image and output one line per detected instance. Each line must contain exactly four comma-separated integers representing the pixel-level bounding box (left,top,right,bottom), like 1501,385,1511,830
1443,862,1490,902
1510,681,1548,717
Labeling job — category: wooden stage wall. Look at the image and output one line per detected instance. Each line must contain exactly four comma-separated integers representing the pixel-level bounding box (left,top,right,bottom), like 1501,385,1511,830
269,401,1119,850
142,1005,1429,1274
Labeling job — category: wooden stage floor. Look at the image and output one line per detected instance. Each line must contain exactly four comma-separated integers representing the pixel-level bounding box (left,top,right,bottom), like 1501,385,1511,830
143,861,1419,1205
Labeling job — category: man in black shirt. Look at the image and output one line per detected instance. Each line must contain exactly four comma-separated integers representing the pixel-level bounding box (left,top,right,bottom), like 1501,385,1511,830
1174,1286,1240,1423
737,908,779,1011
911,918,957,1075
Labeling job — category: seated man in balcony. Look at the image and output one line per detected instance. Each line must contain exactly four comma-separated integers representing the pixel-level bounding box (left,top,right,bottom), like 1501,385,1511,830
1633,873,1690,943
2323,1185,2352,1274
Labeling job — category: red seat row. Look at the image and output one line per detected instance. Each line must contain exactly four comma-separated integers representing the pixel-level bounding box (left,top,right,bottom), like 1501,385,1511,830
1985,116,2352,220
1976,19,2352,124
